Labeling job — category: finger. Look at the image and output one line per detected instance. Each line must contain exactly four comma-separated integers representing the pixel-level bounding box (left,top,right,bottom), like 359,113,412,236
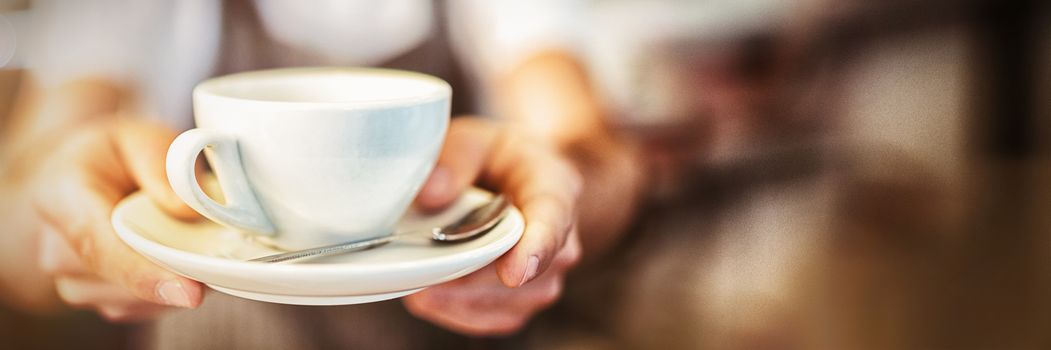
403,266,566,336
113,120,199,220
404,292,534,335
96,303,172,323
427,236,577,299
54,276,173,322
404,294,530,336
38,223,90,276
36,175,204,309
54,275,151,308
550,228,583,271
411,264,566,316
403,292,529,336
485,136,582,287
430,272,565,312
415,118,500,212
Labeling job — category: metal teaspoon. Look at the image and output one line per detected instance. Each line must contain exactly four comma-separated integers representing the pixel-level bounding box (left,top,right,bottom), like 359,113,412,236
248,195,511,263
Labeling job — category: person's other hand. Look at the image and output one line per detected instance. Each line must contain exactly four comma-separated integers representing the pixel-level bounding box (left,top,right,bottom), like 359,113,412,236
33,119,204,322
403,118,583,335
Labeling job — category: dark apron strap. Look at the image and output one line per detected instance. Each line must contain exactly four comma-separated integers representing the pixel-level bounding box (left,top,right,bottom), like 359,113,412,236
216,0,476,115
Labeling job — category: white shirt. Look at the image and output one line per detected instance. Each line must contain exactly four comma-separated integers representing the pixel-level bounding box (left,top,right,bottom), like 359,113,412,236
12,0,577,129
10,0,795,129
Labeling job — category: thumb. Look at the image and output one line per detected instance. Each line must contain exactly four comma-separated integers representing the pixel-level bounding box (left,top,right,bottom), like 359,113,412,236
416,118,500,211
113,120,199,221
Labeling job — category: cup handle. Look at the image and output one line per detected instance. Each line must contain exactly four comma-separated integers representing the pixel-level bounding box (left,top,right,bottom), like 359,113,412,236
166,128,275,235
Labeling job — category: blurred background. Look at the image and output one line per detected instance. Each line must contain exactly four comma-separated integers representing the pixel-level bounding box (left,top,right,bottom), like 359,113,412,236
1,0,1049,349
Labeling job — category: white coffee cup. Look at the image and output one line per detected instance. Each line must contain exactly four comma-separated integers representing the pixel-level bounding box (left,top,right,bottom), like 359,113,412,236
167,67,450,250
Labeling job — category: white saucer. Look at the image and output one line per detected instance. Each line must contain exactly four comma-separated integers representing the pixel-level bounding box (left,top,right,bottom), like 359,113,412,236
111,187,524,306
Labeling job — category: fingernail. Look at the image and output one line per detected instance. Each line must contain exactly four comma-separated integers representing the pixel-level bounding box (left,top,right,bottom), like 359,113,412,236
519,255,540,287
157,280,192,308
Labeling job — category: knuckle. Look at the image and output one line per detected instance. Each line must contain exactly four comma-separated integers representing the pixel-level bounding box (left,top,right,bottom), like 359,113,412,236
525,220,564,261
158,199,196,221
450,115,482,129
528,218,556,238
402,293,440,316
38,260,58,275
402,297,426,315
68,233,100,270
558,231,583,266
456,317,527,337
54,280,91,308
451,117,501,141
485,318,528,336
567,247,582,267
37,235,63,274
542,194,575,231
60,297,92,309
559,241,583,268
535,280,564,307
558,161,584,199
500,126,526,145
99,307,135,323
126,272,165,302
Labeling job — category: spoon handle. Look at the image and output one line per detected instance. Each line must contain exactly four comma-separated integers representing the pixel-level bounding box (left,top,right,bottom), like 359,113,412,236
248,195,510,264
248,234,400,263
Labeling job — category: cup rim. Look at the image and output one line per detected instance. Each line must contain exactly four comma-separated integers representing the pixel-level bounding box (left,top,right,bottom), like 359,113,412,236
194,67,452,110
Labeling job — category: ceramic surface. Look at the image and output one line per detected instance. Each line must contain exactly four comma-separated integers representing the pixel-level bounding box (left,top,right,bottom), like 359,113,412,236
167,67,451,250
112,186,524,305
